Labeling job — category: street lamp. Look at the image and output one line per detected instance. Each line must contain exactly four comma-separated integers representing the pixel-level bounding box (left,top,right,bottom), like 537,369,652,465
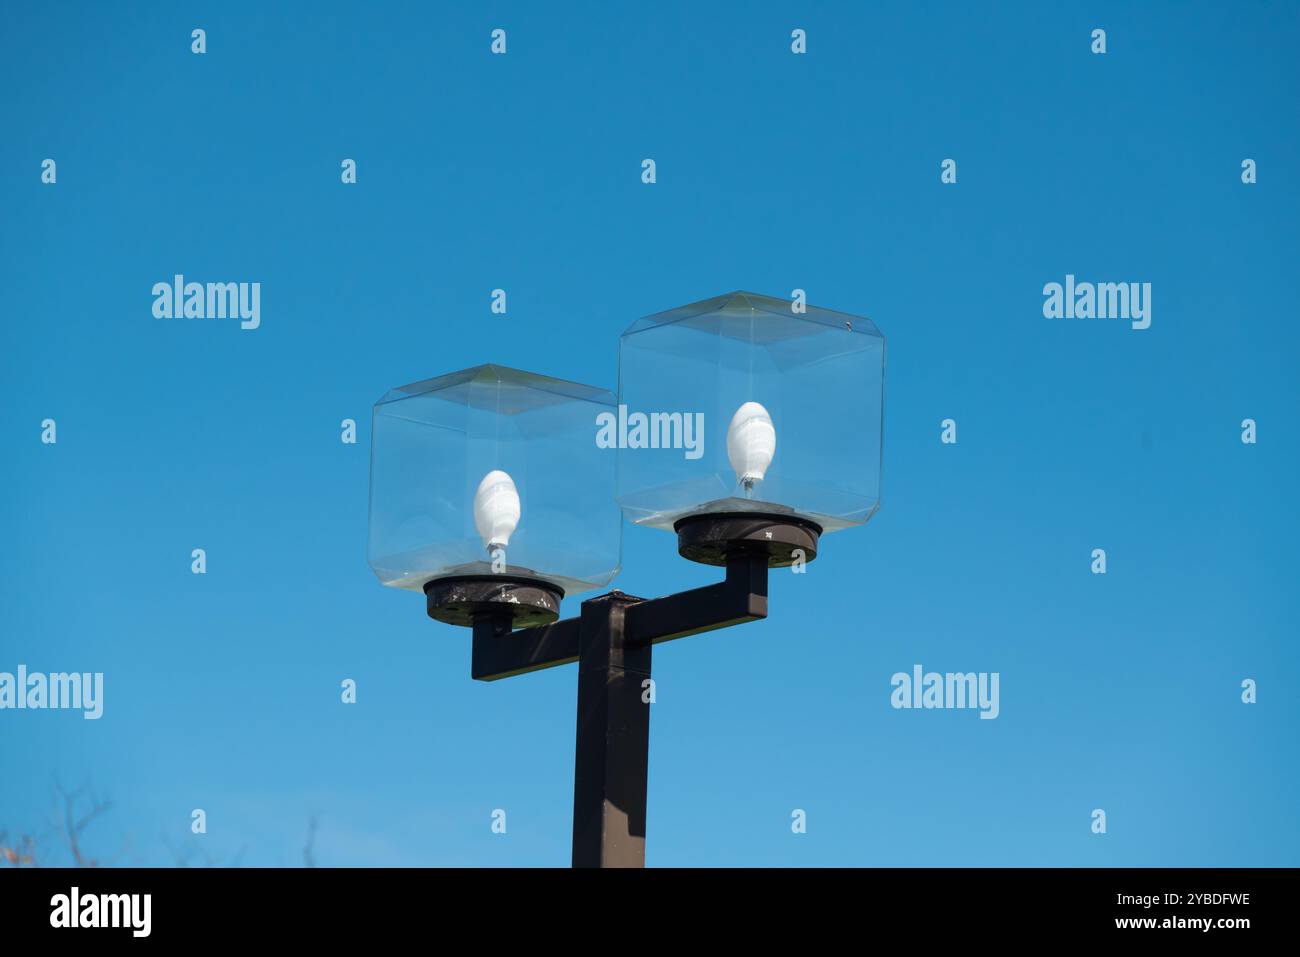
368,292,885,867
617,290,886,563
367,364,622,627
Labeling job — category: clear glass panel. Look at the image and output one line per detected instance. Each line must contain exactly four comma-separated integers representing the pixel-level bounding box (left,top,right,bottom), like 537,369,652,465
368,365,621,595
616,292,885,532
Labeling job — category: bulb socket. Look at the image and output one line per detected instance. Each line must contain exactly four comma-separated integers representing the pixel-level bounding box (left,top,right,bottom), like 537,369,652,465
424,575,563,629
674,511,822,568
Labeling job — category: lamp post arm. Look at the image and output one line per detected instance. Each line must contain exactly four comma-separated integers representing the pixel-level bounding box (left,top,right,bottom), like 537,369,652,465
471,615,580,681
624,549,768,646
469,549,770,682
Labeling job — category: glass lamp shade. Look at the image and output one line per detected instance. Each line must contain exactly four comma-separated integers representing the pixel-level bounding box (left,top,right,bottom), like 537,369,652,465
616,291,885,534
367,364,621,596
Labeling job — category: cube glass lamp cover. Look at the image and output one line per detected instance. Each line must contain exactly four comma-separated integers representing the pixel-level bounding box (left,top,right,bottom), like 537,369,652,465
367,364,621,597
616,291,885,534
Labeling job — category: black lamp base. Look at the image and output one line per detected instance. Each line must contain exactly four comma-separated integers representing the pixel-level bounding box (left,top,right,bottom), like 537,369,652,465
674,511,822,568
424,575,564,629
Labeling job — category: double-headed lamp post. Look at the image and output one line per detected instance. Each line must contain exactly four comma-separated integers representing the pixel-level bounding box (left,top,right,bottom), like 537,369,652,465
367,291,886,867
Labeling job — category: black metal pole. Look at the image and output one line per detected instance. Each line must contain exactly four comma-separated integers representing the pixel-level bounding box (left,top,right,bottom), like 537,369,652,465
449,517,804,867
571,591,652,868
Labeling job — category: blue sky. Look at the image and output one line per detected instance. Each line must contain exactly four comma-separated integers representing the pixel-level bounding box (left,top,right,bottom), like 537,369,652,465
1,0,1297,866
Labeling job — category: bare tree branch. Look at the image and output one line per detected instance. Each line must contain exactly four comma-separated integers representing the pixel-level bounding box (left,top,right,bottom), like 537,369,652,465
303,815,318,868
0,830,38,867
53,778,111,867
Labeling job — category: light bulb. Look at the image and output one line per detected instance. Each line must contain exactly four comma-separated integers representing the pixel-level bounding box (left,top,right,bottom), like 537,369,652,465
726,401,776,492
473,469,520,551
